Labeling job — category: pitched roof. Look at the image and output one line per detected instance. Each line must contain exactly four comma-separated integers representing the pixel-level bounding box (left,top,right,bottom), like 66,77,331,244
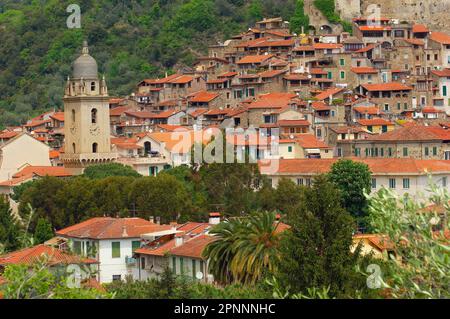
237,54,274,64
50,112,64,122
313,43,343,50
361,82,412,91
315,87,345,101
189,91,220,103
0,244,97,266
110,106,131,116
429,32,450,45
365,125,450,142
294,134,331,149
0,166,73,187
248,93,297,109
431,69,450,77
353,106,384,115
111,137,143,150
56,217,172,240
412,24,429,33
404,38,425,46
169,235,215,259
277,119,310,127
261,158,450,175
357,118,394,126
351,67,378,74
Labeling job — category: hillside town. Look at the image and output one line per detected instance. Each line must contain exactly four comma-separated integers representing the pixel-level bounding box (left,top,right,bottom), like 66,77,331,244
0,15,449,298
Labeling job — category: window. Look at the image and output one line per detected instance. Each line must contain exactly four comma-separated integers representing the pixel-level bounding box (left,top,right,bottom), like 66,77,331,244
71,109,76,122
403,147,408,157
367,126,373,132
73,241,82,255
380,148,384,157
340,58,345,66
141,257,146,269
389,178,396,189
403,178,410,189
192,260,196,278
382,125,388,133
91,108,97,124
92,143,98,153
337,148,342,157
340,71,345,79
112,275,121,282
112,242,121,258
425,147,429,156
172,257,177,274
371,178,377,189
180,258,184,274
91,82,96,91
288,146,293,153
72,143,76,153
132,241,141,252
443,86,448,97
433,147,438,156
305,178,311,187
404,103,408,110
327,72,333,79
355,148,361,157
384,104,389,111
443,177,448,187
388,147,393,157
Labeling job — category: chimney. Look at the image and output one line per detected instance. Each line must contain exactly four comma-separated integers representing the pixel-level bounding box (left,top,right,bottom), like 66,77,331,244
149,216,154,224
209,212,221,225
122,226,128,238
175,234,184,247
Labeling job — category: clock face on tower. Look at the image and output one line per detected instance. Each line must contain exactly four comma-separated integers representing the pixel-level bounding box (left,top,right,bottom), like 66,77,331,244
90,125,100,136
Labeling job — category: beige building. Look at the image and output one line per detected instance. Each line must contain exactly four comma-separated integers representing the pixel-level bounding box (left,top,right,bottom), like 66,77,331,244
62,41,117,173
0,133,51,182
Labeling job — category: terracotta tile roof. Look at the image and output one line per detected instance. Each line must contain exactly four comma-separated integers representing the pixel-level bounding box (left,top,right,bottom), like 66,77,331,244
412,24,429,33
353,234,394,251
284,74,311,81
188,108,209,118
189,91,220,103
206,78,228,84
24,119,51,128
358,26,392,31
264,30,292,38
248,93,297,109
422,107,445,114
295,134,331,149
292,45,315,51
218,72,238,78
135,238,177,257
357,118,394,126
429,32,450,45
355,44,377,53
249,39,295,48
351,67,378,74
313,43,343,50
155,124,189,132
404,38,425,46
362,82,412,91
149,130,212,154
366,125,450,141
354,106,384,115
0,244,97,266
0,131,18,139
237,54,274,64
110,106,131,116
431,69,450,77
50,112,64,122
261,158,450,175
169,75,194,84
258,69,287,78
329,126,367,134
111,137,143,150
311,101,331,111
314,87,345,101
56,217,172,240
0,166,73,186
277,119,310,127
49,150,60,159
310,68,327,75
169,235,215,259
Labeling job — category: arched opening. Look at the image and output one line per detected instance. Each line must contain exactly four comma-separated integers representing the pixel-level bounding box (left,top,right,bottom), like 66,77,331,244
381,41,392,49
144,141,151,156
91,82,96,91
72,143,76,153
92,143,98,153
320,25,332,34
91,108,97,124
72,109,76,122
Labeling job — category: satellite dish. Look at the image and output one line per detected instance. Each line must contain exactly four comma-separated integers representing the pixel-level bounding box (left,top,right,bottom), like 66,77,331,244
196,271,204,280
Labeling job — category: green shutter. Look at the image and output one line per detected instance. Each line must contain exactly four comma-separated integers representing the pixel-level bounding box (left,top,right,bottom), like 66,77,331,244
132,241,141,252
112,242,121,258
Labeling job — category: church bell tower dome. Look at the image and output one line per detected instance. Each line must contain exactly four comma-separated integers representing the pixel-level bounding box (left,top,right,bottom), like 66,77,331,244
72,40,98,79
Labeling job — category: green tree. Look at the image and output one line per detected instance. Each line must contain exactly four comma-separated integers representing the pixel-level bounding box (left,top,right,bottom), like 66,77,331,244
33,218,54,244
290,0,309,34
367,184,450,298
0,197,20,252
203,211,284,285
276,176,367,298
83,163,141,179
328,159,371,227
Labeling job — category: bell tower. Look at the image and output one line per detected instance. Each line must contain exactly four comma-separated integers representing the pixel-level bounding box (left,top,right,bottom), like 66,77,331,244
62,41,117,173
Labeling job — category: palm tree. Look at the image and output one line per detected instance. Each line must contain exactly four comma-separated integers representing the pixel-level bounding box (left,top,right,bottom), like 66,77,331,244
203,211,286,285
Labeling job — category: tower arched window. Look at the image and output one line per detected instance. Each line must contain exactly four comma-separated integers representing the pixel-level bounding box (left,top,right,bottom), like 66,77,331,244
72,109,76,122
92,143,98,153
72,143,76,153
91,82,96,91
91,108,97,124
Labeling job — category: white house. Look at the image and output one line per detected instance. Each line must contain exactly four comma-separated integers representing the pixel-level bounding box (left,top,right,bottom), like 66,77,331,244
55,217,172,283
0,133,51,182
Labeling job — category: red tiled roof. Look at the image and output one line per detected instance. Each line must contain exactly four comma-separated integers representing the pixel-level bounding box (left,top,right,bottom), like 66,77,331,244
50,112,64,122
218,72,238,78
277,119,310,127
49,150,60,159
56,217,172,240
248,93,297,109
259,69,287,78
0,131,18,139
431,69,450,77
412,24,429,33
261,158,450,175
310,68,327,75
110,106,131,116
237,54,274,64
351,67,378,74
111,137,143,150
366,125,450,141
362,82,412,91
0,244,97,266
357,118,394,126
169,75,194,84
429,32,450,45
311,101,331,111
314,87,345,101
354,106,384,115
189,91,220,103
169,235,215,259
313,43,343,50
188,108,209,118
355,44,377,53
295,134,331,149
359,26,392,31
404,38,425,46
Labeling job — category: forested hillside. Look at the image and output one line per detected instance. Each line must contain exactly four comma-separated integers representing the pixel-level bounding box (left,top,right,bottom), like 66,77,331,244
0,0,310,128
